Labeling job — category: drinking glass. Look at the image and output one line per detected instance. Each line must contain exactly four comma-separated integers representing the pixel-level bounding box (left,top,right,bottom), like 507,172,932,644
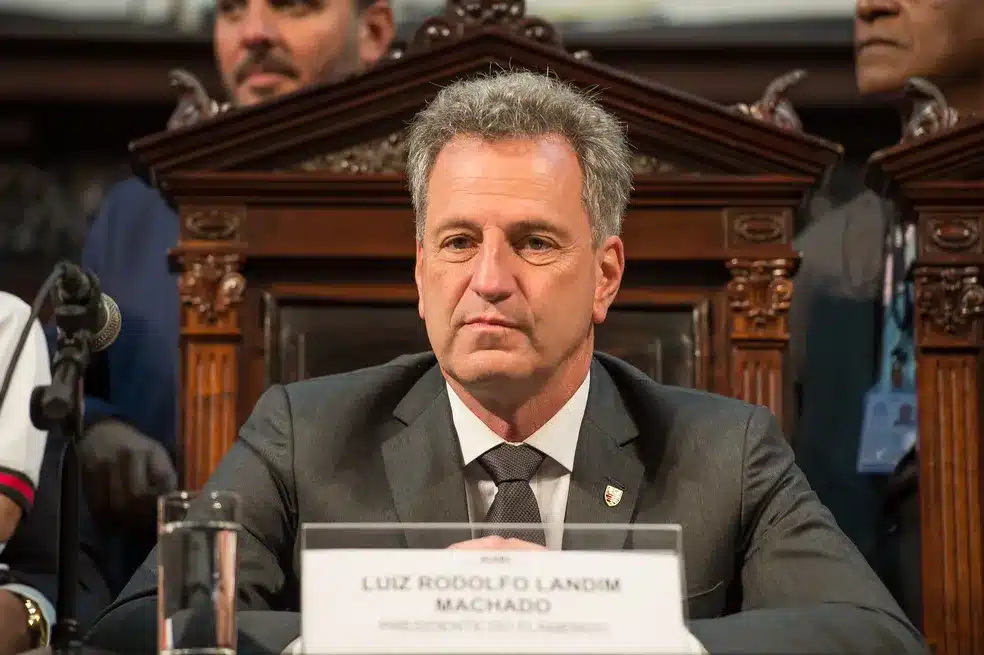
157,490,241,655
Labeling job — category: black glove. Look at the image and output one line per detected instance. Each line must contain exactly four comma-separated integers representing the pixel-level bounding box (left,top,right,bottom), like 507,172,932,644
80,418,178,529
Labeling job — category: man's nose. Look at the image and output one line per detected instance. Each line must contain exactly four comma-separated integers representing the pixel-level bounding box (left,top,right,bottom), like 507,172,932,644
239,3,279,49
856,0,900,23
470,239,516,304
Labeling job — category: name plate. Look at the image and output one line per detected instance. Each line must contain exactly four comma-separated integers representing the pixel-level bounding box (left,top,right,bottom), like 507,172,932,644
301,548,689,654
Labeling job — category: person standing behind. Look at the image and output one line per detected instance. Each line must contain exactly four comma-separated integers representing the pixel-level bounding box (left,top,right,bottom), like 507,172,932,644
791,0,984,626
76,0,396,594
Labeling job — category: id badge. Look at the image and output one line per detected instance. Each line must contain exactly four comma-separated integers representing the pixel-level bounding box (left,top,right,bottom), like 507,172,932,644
858,390,918,474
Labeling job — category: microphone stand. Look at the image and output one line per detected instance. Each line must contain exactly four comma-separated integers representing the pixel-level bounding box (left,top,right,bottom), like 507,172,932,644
29,278,103,652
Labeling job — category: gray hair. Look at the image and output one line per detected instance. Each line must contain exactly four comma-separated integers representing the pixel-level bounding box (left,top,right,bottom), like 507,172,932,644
406,70,633,245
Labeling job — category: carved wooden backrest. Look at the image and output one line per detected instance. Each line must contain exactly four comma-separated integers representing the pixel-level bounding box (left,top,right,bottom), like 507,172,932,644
134,0,839,512
867,79,984,655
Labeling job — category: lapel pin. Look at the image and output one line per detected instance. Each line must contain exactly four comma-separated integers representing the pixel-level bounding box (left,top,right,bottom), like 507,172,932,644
604,484,623,507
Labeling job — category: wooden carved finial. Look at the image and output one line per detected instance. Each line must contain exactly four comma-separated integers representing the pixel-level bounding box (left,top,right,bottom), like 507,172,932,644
409,0,568,54
166,69,230,131
732,69,808,132
901,77,959,142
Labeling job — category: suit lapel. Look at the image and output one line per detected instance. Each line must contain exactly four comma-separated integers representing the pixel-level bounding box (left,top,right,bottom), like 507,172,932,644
382,364,470,548
563,360,645,551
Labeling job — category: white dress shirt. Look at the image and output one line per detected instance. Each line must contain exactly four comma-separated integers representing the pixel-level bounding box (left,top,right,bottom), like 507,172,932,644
447,372,589,550
446,370,704,654
0,291,55,633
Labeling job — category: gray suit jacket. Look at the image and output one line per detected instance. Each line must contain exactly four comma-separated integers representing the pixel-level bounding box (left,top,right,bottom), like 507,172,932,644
85,352,925,655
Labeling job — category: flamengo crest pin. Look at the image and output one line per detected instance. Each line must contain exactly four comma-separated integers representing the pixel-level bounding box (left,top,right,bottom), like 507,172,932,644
604,484,623,507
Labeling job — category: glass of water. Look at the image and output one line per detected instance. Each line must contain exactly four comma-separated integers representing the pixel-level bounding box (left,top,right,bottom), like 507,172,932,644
157,490,241,655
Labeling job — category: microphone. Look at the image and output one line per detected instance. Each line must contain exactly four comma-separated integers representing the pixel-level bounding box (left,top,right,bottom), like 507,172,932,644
0,260,124,651
54,262,121,353
29,262,123,651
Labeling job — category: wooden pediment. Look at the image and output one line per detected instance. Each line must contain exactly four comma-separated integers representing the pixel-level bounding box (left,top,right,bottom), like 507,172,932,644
131,2,840,184
870,118,984,186
869,77,984,184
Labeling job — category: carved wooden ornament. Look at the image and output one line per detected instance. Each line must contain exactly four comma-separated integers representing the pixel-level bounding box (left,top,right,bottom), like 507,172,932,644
183,209,242,240
177,254,247,324
167,69,230,131
411,0,564,53
900,77,960,143
914,265,984,335
291,132,407,174
731,69,808,132
726,258,794,330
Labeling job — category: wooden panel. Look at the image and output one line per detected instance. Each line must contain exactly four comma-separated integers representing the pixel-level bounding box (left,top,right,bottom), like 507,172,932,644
182,343,239,491
258,286,712,392
917,353,983,655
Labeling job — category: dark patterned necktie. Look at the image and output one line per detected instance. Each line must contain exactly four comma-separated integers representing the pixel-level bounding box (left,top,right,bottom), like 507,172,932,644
478,444,546,546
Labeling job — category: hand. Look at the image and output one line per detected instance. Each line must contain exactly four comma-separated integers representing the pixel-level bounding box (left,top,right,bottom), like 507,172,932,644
0,590,34,655
447,536,547,551
80,418,178,529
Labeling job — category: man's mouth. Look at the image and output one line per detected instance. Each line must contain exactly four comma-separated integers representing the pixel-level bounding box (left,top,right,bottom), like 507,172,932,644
856,37,902,52
241,70,289,86
465,317,519,329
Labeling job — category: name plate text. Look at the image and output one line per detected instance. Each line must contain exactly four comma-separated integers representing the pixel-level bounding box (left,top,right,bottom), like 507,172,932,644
301,549,689,654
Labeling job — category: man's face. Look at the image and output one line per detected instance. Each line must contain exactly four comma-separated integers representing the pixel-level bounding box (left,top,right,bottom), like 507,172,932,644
415,136,624,397
214,0,394,107
855,0,984,98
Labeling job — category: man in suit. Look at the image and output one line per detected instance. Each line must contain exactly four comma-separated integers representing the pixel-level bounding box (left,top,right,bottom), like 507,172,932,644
791,0,984,625
73,0,396,594
0,291,111,652
86,71,927,655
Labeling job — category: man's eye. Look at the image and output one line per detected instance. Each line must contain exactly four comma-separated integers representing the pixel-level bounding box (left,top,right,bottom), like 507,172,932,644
522,237,552,251
444,236,474,250
272,0,320,16
217,0,245,17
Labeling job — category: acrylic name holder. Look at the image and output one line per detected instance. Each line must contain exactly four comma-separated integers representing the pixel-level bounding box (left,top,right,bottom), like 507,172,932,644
300,523,690,654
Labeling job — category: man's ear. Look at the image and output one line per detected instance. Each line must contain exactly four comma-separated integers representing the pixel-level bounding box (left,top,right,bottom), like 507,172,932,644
592,236,625,324
357,1,396,67
415,240,425,320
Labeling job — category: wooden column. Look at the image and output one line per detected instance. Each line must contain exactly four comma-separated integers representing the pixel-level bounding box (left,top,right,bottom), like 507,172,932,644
912,208,984,655
174,206,247,490
726,257,796,431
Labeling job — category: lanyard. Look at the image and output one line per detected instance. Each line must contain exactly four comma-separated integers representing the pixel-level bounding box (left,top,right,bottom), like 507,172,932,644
879,221,916,391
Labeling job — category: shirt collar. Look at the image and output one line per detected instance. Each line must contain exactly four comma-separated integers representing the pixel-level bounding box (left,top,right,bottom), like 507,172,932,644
447,372,590,472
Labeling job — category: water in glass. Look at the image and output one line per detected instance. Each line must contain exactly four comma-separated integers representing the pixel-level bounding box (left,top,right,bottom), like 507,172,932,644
158,490,240,655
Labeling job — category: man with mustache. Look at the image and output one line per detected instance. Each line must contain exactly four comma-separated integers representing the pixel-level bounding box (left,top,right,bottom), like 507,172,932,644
71,0,395,594
791,0,984,627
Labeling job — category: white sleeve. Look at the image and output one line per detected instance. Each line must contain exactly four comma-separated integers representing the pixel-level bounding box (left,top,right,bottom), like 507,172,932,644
2,581,56,640
0,292,50,510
